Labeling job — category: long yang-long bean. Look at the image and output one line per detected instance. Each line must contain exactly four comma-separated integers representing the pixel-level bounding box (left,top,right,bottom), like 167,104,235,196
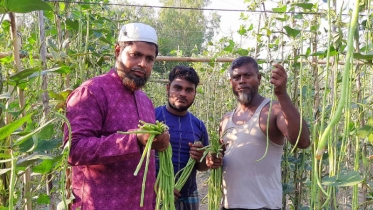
118,120,168,207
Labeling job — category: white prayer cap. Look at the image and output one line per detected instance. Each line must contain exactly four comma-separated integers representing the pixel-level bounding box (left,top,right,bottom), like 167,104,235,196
118,23,157,45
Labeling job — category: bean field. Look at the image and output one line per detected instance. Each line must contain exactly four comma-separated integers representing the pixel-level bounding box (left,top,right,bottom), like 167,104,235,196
1,0,373,209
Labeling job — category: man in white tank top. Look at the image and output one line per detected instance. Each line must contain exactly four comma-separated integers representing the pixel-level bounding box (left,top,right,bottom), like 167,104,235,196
206,56,311,210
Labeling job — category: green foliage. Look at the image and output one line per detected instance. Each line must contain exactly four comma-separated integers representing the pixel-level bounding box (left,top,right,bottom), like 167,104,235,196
36,193,50,204
322,171,363,187
284,26,301,39
272,5,287,13
0,0,52,14
0,113,33,141
1,0,373,209
157,0,220,56
293,3,314,11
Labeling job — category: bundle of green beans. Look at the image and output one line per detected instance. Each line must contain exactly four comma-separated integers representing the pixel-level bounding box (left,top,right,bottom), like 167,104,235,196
200,131,229,210
207,165,222,210
118,120,168,207
204,145,224,210
174,141,202,191
155,145,175,210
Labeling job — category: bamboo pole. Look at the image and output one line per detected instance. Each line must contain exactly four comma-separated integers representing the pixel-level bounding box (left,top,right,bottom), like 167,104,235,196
39,10,55,210
0,52,368,65
9,12,32,210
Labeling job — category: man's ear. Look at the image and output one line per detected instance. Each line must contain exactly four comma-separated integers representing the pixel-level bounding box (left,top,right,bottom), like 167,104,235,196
114,44,121,58
166,82,170,90
166,83,171,95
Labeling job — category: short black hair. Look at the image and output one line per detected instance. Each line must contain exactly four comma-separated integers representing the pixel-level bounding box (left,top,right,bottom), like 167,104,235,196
168,65,200,86
118,41,159,57
229,56,259,74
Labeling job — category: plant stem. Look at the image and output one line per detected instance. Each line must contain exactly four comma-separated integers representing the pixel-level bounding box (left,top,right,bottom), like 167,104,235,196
8,149,17,210
316,0,360,159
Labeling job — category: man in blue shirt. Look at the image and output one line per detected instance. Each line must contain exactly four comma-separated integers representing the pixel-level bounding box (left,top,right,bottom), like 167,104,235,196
155,65,209,210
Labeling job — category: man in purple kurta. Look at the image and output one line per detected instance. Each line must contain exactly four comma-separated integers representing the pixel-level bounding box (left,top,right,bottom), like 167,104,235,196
63,23,170,210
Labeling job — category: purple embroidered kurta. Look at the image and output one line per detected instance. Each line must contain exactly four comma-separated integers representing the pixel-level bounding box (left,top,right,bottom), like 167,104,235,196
64,69,156,210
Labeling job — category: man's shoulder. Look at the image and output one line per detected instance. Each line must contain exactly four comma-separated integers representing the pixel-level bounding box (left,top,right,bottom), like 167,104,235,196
222,111,233,120
261,100,282,115
188,112,206,128
155,106,163,111
188,111,200,120
79,71,116,89
154,106,165,115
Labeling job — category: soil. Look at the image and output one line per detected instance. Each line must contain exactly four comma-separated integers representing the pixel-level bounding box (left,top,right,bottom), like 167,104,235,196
196,171,210,210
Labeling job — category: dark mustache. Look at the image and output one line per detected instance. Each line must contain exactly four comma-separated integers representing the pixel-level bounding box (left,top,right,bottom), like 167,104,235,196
116,67,147,76
177,96,187,101
131,68,146,73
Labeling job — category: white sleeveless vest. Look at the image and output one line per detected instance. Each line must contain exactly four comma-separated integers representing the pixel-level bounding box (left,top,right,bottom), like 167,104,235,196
222,98,284,209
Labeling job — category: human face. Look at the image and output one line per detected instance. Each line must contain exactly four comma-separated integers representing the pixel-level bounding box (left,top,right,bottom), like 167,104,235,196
230,63,260,105
167,78,196,113
115,42,157,91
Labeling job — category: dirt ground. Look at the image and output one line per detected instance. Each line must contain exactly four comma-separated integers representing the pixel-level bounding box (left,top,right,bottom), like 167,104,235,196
196,171,210,210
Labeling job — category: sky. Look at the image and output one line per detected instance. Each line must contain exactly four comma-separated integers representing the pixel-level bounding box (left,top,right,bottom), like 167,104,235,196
125,0,355,51
133,0,251,45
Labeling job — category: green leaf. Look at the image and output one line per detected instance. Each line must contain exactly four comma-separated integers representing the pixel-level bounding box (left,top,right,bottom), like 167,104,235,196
275,17,287,22
33,159,55,175
66,19,79,31
282,183,295,194
0,154,11,159
36,193,50,204
0,54,12,64
238,25,246,35
18,136,34,153
356,125,373,138
223,40,235,53
33,138,62,152
367,118,373,126
272,5,287,13
13,118,56,146
368,133,373,146
294,14,303,20
322,171,363,187
310,24,319,32
16,153,53,167
310,51,327,57
28,66,72,78
5,0,52,13
235,48,249,56
0,113,33,141
37,124,54,140
247,24,254,31
80,3,90,10
353,52,373,61
49,90,64,101
257,60,266,64
9,67,40,82
284,26,301,38
294,3,314,10
99,36,112,45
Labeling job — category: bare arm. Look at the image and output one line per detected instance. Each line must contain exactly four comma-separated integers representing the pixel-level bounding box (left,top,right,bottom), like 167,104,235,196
271,64,311,149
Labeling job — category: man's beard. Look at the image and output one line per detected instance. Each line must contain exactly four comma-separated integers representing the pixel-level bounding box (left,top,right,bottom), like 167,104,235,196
237,92,252,105
167,95,194,112
233,88,255,105
117,69,148,92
